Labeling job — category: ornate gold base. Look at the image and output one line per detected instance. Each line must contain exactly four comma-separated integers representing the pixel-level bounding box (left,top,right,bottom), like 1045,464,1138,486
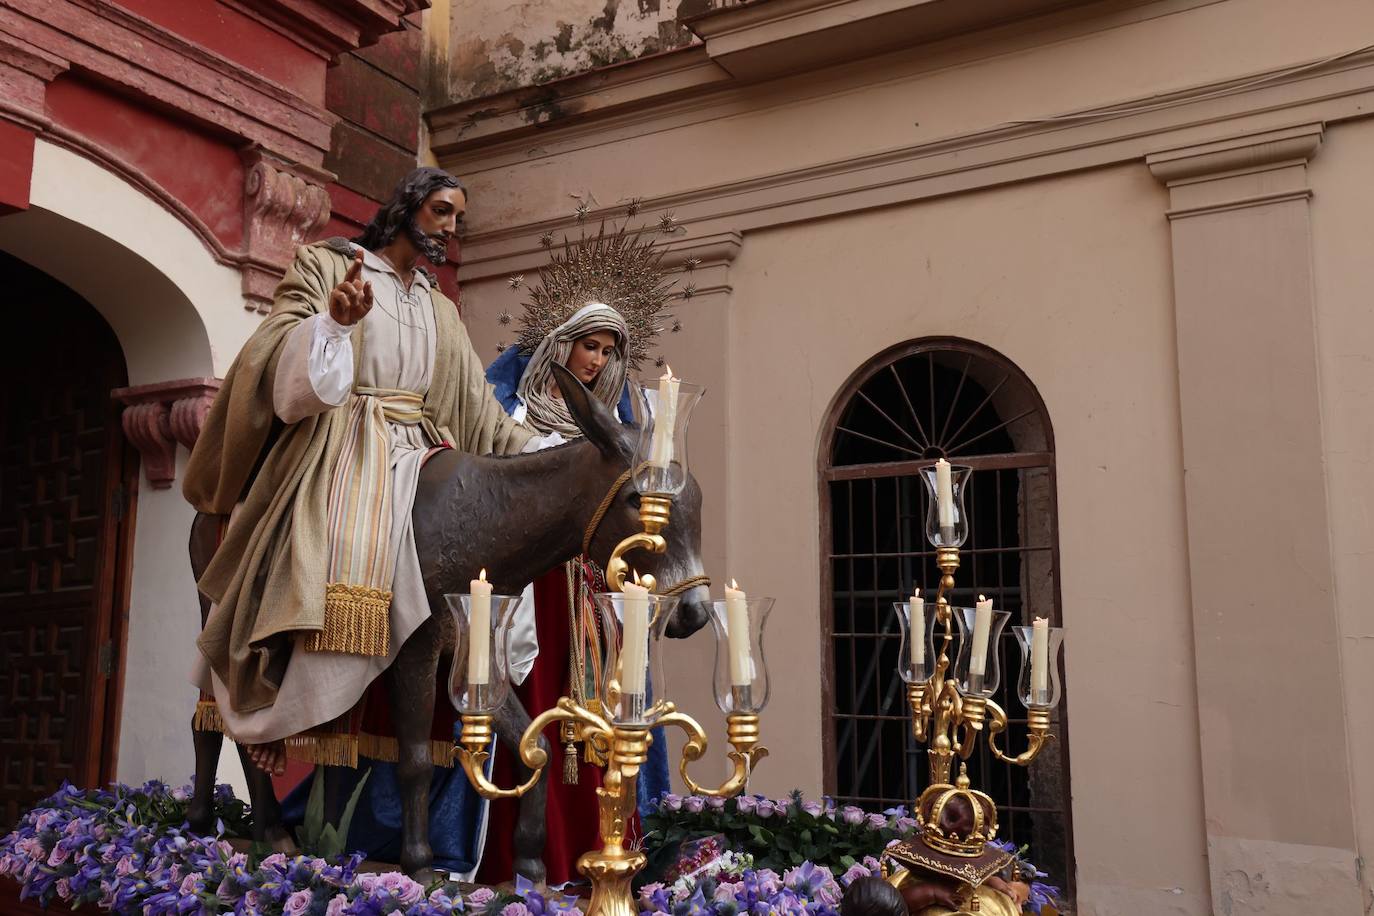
578,849,648,916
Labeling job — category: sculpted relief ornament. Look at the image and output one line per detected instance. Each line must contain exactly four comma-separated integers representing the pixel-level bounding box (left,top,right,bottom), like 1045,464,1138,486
240,149,334,314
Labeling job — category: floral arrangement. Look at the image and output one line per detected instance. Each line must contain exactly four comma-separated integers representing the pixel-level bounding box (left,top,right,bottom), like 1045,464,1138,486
637,850,881,916
1,782,1060,915
987,840,1062,915
643,789,916,873
0,781,583,916
644,791,1063,914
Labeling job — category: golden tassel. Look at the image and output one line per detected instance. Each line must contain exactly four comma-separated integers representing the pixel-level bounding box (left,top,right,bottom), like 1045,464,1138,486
192,699,225,733
562,721,580,785
306,583,392,657
286,733,359,768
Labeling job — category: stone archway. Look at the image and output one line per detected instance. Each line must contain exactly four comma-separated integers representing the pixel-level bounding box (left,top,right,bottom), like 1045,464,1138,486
0,140,261,795
0,251,136,826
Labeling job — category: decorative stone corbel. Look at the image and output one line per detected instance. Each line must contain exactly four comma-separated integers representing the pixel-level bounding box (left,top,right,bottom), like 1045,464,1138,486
240,147,333,312
111,378,222,489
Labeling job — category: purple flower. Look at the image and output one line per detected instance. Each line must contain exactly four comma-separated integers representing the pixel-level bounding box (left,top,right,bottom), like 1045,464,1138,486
684,796,705,814
500,905,533,916
800,801,823,817
469,887,496,906
661,793,683,812
326,895,350,916
705,796,726,811
639,883,669,911
756,800,777,819
865,813,887,830
735,796,757,815
842,862,873,885
55,878,72,899
47,843,72,866
284,889,313,915
839,805,865,825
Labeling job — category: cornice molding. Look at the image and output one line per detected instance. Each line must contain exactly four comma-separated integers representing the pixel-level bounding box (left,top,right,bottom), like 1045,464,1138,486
449,48,1374,279
685,0,1102,81
3,0,335,163
229,0,429,60
1145,122,1323,184
1147,123,1323,220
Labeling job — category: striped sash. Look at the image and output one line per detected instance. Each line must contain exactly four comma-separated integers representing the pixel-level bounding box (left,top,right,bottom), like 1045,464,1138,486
305,387,435,657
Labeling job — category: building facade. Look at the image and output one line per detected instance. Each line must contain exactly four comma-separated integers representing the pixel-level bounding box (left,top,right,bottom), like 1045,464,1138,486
428,1,1374,913
0,0,438,827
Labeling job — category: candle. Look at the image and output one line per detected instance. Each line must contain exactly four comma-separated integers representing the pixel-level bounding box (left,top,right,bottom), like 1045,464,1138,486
725,578,753,686
935,458,954,529
621,573,650,695
909,589,925,668
648,366,680,469
468,569,492,685
970,594,993,677
1031,616,1049,700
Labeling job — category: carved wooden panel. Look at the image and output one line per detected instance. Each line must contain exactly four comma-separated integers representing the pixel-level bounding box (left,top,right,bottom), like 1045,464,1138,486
0,252,130,827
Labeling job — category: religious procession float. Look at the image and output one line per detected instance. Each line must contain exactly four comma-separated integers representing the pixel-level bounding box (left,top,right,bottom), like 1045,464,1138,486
2,180,1066,916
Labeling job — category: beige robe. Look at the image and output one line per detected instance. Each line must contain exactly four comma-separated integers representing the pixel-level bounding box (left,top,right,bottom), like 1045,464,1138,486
195,247,446,744
184,239,533,731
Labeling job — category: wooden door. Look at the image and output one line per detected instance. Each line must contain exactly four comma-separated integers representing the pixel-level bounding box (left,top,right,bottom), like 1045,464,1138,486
0,252,135,827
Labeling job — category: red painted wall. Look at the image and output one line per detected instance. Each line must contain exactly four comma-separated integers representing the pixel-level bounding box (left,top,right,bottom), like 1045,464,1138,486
45,75,246,249
0,121,36,214
111,0,326,104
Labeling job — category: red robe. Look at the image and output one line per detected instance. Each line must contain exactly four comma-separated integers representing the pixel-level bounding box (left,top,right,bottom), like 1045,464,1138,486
478,566,604,886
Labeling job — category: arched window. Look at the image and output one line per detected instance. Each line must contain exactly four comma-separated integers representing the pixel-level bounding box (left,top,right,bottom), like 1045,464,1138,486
819,338,1074,899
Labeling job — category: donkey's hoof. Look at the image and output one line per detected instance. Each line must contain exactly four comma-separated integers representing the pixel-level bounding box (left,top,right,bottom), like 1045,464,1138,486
186,806,214,837
513,858,547,886
406,864,440,885
265,827,298,856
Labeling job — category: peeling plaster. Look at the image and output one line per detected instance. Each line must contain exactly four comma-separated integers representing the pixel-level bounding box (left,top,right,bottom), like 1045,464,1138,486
1209,836,1364,916
448,0,704,102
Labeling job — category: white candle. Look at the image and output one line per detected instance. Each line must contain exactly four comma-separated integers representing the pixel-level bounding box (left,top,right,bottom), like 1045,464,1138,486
468,569,492,685
1031,616,1049,699
725,578,753,686
970,594,993,677
648,366,680,469
621,574,650,695
909,589,925,667
935,458,954,529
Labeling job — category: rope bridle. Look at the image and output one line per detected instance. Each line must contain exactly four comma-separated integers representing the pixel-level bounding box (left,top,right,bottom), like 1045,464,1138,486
581,463,710,597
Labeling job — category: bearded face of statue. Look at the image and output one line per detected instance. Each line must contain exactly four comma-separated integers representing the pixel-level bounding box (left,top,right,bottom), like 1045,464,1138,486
405,186,465,265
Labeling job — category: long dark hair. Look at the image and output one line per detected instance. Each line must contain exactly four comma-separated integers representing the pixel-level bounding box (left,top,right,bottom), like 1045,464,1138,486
353,167,465,251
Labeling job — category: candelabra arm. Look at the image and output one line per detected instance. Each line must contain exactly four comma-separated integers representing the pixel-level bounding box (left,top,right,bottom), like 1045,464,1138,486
606,533,666,592
458,697,613,800
986,702,1054,767
660,707,769,799
907,683,931,742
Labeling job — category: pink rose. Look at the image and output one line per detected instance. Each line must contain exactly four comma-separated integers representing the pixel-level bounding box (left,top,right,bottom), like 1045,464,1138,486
285,889,314,915
180,874,200,895
500,904,533,916
377,871,424,904
56,878,71,899
326,894,350,916
261,853,287,869
47,844,72,866
468,887,496,906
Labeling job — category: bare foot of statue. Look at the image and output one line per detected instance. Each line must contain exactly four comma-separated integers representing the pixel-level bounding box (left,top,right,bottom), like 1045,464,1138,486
245,741,287,775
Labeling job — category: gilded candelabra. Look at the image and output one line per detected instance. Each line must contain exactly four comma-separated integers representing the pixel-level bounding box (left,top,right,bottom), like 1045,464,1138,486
899,462,1065,787
448,373,772,916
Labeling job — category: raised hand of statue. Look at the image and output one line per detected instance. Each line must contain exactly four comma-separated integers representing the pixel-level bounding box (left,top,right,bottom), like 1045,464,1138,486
329,250,374,326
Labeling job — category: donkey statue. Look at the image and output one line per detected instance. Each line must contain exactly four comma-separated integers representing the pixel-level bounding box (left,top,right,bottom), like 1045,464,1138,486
186,364,711,881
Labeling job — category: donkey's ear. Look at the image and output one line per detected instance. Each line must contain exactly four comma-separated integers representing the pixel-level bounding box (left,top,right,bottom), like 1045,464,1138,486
551,363,626,460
